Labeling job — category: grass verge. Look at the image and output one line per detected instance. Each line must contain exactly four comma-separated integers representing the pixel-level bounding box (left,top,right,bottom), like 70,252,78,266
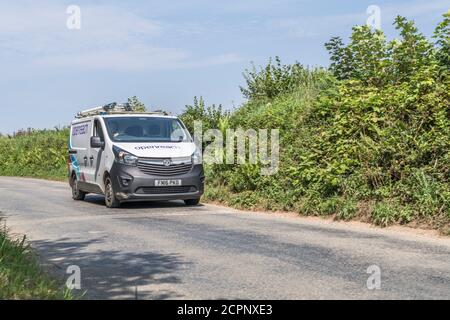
0,220,73,299
203,183,450,236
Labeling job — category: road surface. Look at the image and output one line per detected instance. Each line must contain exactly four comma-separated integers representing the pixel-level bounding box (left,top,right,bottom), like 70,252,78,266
1,177,450,299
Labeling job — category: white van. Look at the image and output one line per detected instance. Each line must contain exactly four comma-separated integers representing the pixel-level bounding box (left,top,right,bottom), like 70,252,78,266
68,103,204,208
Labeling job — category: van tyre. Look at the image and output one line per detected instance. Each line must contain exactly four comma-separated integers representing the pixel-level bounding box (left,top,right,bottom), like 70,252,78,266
184,198,200,206
105,177,120,208
71,174,86,201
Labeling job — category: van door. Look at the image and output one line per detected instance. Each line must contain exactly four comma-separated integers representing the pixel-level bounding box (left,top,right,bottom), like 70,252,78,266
70,120,92,183
85,119,106,189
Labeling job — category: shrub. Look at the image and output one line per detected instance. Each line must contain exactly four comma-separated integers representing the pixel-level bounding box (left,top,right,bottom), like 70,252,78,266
0,129,69,179
191,13,450,231
240,56,330,100
371,201,413,227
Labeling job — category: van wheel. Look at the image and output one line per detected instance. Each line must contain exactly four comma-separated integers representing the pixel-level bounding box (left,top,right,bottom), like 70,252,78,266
105,177,120,208
184,198,200,206
71,175,86,201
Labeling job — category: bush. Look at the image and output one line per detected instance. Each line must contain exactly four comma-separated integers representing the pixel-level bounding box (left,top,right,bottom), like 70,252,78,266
240,56,330,100
371,201,413,227
179,96,230,135
183,12,450,231
0,129,69,179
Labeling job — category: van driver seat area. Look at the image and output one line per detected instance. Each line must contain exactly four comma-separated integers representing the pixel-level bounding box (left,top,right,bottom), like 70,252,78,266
125,125,144,137
148,124,161,136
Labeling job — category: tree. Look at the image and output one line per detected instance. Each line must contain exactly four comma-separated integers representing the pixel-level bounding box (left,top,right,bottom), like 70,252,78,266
324,36,354,81
179,96,228,134
388,16,434,83
325,26,388,85
433,10,450,70
127,96,147,112
325,16,438,86
239,56,327,100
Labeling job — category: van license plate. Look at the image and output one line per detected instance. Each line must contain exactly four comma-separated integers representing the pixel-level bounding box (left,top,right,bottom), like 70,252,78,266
155,179,182,186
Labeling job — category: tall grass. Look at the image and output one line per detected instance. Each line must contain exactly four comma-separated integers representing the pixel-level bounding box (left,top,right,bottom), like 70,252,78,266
0,128,69,180
0,221,73,299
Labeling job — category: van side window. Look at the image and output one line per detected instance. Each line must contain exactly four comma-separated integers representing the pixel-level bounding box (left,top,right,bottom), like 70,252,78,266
94,120,105,141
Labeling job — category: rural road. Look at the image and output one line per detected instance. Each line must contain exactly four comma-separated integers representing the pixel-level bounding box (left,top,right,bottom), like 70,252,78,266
1,177,450,299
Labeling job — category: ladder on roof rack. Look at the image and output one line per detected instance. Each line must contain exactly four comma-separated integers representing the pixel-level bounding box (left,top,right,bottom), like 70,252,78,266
75,102,169,118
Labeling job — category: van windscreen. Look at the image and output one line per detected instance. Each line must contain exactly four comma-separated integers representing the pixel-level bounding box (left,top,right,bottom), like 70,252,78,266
103,117,190,143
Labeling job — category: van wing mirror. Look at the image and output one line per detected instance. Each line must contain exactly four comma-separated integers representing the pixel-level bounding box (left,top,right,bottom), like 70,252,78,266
90,136,105,149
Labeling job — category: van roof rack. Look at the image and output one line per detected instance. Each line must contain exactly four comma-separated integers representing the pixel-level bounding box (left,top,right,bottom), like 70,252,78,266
75,102,169,118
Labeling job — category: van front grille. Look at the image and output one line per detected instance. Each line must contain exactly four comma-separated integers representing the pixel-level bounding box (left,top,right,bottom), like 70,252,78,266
137,157,192,176
136,186,196,194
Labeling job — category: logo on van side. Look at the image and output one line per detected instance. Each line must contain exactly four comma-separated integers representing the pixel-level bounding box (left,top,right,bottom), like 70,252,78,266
72,124,88,136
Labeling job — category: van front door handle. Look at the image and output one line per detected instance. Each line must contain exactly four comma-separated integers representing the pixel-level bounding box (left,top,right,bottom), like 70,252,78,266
90,156,94,166
83,156,88,166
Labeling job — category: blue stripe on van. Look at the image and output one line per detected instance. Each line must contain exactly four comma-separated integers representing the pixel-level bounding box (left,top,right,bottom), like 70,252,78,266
69,137,81,179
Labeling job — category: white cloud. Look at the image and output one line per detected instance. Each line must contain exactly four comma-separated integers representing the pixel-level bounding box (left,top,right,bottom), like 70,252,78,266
34,46,241,71
268,0,449,39
181,53,242,69
381,0,449,18
268,13,364,39
0,4,161,46
0,2,240,71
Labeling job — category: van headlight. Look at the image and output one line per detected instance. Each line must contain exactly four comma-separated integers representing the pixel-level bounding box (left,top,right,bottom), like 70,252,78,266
192,147,202,165
113,146,138,166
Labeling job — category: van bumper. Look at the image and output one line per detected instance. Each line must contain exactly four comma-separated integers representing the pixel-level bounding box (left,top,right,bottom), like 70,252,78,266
109,162,205,202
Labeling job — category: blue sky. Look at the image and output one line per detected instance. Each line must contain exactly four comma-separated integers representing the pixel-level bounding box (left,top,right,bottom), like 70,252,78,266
0,0,448,133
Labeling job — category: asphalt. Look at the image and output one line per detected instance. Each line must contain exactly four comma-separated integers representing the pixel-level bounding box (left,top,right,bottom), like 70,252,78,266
1,177,450,300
